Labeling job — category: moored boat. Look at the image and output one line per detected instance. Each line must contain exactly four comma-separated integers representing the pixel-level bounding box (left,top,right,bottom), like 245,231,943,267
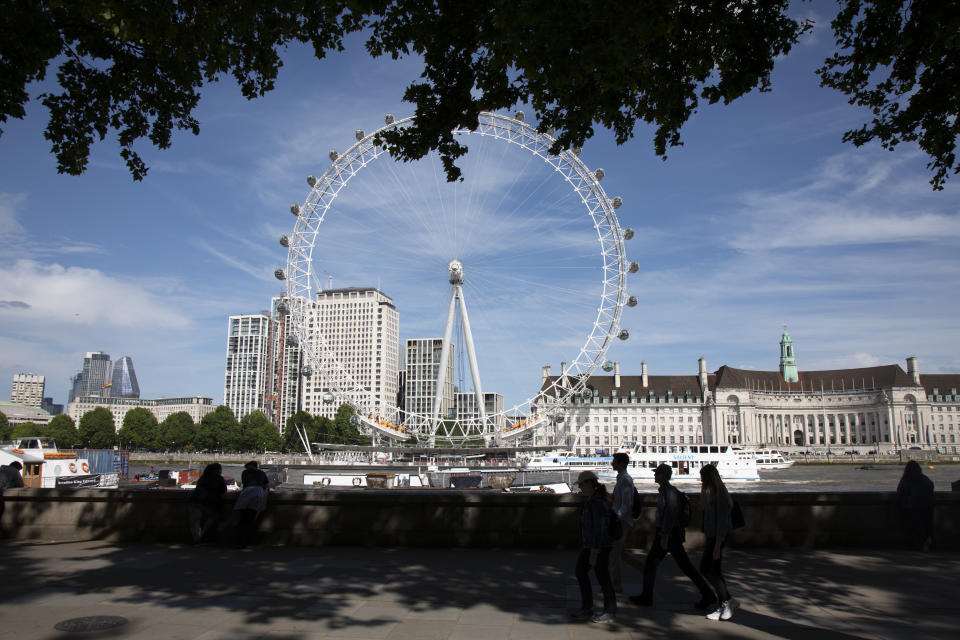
0,437,117,488
750,448,795,470
621,442,759,483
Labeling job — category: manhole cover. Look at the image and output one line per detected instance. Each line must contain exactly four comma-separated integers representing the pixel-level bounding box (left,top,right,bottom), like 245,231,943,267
54,616,129,632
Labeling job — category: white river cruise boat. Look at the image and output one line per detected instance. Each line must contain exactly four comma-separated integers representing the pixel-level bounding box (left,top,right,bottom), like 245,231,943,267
749,448,795,470
621,443,760,483
0,437,116,488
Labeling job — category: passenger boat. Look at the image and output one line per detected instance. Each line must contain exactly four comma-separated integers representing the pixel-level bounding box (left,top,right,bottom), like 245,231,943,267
750,448,795,470
524,444,759,483
622,443,759,482
0,437,117,488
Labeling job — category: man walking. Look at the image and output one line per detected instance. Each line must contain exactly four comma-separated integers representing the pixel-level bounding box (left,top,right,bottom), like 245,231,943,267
629,463,715,609
610,452,634,592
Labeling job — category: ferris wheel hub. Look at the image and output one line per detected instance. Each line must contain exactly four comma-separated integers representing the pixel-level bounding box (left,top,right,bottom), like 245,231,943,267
448,259,464,284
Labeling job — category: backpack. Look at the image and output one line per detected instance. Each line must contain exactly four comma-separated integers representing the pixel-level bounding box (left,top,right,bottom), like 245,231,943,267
631,486,642,519
676,487,692,529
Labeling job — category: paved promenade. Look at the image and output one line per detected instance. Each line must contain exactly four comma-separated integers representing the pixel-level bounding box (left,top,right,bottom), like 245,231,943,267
1,541,956,640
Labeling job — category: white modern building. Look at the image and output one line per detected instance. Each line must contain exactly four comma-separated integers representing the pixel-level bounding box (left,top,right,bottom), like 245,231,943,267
79,351,112,397
538,330,960,455
404,338,455,423
454,391,505,431
224,314,276,421
11,374,45,407
297,288,399,422
67,396,216,428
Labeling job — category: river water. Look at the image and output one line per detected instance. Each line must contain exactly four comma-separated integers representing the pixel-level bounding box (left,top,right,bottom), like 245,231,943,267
130,462,959,493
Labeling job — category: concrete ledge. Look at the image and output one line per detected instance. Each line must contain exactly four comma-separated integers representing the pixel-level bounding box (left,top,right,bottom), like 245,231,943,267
3,489,958,549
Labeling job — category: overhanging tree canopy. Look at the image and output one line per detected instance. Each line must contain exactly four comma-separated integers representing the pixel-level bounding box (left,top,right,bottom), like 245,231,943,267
2,1,956,188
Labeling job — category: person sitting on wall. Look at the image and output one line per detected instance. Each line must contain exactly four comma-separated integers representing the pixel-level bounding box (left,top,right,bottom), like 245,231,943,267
234,461,270,548
0,461,24,534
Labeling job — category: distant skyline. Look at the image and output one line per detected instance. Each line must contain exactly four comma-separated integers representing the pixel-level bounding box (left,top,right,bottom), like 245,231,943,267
2,2,959,411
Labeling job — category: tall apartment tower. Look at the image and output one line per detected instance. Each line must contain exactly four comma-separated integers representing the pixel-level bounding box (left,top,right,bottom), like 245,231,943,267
271,297,302,432
79,351,112,397
11,374,45,407
404,338,455,422
299,288,399,421
110,356,141,398
224,314,276,421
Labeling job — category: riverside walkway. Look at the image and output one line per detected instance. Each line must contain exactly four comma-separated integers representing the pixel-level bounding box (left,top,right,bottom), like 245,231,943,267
1,542,956,640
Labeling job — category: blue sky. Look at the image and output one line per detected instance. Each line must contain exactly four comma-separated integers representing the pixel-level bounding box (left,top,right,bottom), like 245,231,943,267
2,3,959,412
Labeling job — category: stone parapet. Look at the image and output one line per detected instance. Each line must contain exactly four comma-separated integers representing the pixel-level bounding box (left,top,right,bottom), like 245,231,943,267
2,490,958,550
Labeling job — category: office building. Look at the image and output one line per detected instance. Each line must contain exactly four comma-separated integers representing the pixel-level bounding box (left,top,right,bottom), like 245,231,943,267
11,374,45,407
109,356,141,398
71,351,112,399
67,395,216,428
299,288,399,422
404,338,454,423
224,314,276,421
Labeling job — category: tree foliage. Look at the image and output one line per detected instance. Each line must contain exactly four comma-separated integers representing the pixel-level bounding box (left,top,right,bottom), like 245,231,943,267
239,410,282,452
2,2,954,188
118,407,158,450
195,405,239,451
0,411,10,440
11,421,43,438
283,410,316,453
156,411,196,451
78,407,116,448
44,414,78,448
817,0,960,189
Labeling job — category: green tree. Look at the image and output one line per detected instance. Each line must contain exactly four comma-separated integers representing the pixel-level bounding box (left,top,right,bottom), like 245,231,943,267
240,411,282,452
331,404,371,445
283,411,315,453
2,2,955,188
0,411,10,440
118,407,158,450
195,405,239,452
44,414,78,448
156,411,196,451
11,421,43,438
78,408,116,448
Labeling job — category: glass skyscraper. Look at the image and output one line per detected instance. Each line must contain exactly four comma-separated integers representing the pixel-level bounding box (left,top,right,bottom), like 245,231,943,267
110,356,140,398
80,351,112,397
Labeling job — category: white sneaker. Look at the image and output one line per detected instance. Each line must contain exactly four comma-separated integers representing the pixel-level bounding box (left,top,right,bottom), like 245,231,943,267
706,602,728,621
592,612,615,624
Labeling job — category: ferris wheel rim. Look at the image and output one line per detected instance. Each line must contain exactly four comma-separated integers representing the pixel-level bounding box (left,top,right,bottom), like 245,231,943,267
284,111,628,444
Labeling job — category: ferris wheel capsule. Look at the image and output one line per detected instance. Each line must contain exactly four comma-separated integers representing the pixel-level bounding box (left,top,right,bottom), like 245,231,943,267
307,175,317,187
290,204,300,216
301,364,313,377
612,196,623,209
580,388,593,400
355,129,365,141
285,334,299,347
279,235,289,247
594,168,605,181
628,261,639,273
276,301,289,314
349,414,360,427
571,145,582,156
329,150,339,162
626,295,638,307
618,329,629,340
322,392,335,404
385,114,395,125
274,269,286,280
515,110,525,122
602,361,615,372
553,414,565,423
623,227,634,240
546,127,556,138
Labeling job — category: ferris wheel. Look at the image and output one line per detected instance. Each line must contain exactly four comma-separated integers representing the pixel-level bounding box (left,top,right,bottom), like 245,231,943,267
278,111,636,446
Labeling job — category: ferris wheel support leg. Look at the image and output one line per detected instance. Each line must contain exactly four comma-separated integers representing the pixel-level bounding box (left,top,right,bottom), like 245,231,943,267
455,284,487,434
432,287,458,423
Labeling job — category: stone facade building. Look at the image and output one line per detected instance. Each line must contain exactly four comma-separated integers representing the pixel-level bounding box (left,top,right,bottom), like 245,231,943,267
539,330,960,455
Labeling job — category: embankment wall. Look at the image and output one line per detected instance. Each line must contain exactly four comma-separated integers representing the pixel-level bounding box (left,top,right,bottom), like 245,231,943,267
3,490,958,549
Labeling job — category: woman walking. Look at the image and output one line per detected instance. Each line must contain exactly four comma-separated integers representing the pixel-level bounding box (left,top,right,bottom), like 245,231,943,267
897,460,935,550
571,470,617,624
699,464,736,621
